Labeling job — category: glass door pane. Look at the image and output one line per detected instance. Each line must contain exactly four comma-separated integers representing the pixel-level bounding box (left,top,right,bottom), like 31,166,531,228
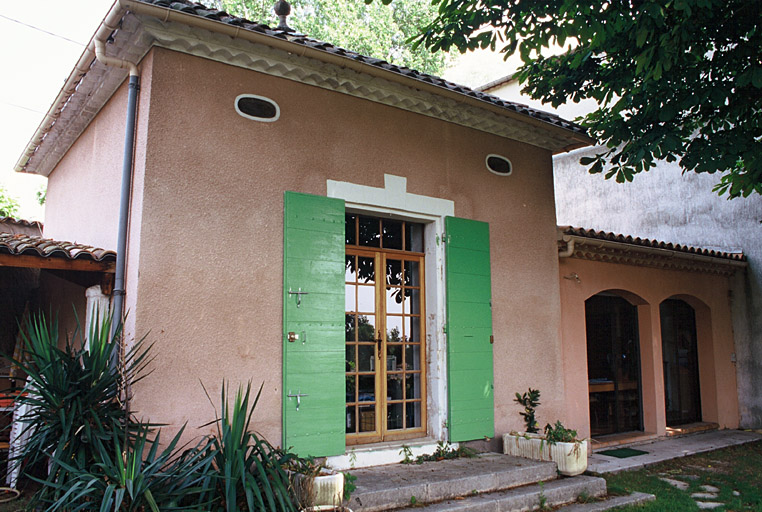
384,256,424,432
345,253,380,441
660,299,701,426
586,294,643,437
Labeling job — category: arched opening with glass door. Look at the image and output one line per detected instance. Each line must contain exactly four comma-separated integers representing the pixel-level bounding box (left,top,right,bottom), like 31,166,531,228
585,292,644,437
660,298,702,427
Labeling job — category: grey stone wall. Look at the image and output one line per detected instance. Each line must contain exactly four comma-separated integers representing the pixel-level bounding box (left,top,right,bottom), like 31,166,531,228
554,146,762,428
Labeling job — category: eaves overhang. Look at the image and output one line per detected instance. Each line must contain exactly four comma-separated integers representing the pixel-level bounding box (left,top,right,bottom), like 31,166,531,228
15,0,594,177
557,226,746,277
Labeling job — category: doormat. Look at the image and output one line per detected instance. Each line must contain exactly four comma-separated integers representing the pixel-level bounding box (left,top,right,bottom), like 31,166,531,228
598,447,649,458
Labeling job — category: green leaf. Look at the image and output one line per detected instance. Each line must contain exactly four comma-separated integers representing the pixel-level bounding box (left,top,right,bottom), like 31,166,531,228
752,67,762,88
636,28,648,48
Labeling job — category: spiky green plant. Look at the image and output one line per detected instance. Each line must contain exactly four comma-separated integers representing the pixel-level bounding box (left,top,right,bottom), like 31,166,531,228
202,381,297,512
7,310,153,504
35,423,215,511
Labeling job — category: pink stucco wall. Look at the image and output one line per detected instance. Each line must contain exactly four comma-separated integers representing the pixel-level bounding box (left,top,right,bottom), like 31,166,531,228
116,48,566,445
558,257,740,439
44,84,127,250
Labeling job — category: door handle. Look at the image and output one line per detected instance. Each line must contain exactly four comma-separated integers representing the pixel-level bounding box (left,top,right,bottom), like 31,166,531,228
376,330,382,359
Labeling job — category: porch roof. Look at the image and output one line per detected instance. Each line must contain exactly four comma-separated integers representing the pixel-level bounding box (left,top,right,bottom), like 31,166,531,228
0,233,115,273
558,226,746,276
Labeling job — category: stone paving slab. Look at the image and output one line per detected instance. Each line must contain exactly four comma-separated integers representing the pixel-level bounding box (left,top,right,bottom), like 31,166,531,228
587,430,762,474
348,453,558,511
555,491,655,512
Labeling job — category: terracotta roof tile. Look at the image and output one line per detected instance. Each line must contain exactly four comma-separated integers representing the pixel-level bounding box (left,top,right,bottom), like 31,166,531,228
135,0,586,135
0,233,115,262
560,226,746,262
0,217,43,231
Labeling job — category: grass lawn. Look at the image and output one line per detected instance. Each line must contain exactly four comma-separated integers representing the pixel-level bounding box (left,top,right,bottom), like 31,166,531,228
602,440,762,511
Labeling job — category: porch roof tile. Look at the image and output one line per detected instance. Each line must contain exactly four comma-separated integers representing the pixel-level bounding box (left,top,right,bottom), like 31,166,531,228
559,226,746,262
0,217,43,231
0,233,115,262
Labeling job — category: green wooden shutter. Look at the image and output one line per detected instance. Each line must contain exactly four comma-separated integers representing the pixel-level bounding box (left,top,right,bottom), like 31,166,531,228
283,191,345,457
445,216,495,442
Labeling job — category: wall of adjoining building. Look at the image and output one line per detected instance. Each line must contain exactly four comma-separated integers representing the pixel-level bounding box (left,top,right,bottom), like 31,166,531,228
487,77,762,429
558,256,740,439
554,151,760,429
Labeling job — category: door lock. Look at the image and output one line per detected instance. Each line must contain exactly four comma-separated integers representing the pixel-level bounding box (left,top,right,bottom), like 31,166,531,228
287,390,309,411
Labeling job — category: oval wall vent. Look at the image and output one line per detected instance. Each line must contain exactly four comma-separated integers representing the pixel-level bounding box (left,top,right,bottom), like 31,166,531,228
486,154,513,176
235,94,280,122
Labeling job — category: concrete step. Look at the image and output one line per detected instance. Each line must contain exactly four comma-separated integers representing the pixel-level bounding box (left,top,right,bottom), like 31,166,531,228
347,453,559,512
555,491,655,511
394,475,607,511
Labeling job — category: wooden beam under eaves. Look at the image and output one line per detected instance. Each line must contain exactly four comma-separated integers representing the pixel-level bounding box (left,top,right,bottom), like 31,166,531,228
0,253,116,273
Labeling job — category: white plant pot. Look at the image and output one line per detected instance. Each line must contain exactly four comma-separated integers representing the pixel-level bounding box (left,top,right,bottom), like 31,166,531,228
503,432,588,476
291,469,345,509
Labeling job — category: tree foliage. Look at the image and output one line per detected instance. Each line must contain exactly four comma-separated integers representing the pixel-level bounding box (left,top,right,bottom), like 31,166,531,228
0,184,20,217
217,0,448,75
398,0,762,198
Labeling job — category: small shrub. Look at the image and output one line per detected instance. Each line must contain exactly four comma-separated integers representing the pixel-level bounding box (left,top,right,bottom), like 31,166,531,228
406,441,476,464
343,472,357,501
514,388,541,433
544,420,578,444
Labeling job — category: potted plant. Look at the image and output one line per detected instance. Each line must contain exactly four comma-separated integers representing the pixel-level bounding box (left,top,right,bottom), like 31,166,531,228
503,389,588,476
285,456,345,510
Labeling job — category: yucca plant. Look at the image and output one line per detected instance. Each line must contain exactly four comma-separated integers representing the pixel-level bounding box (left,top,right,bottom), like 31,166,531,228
35,423,215,511
203,381,297,512
7,310,153,504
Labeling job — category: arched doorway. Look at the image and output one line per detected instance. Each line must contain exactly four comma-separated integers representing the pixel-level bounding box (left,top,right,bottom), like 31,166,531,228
585,293,643,436
660,299,702,426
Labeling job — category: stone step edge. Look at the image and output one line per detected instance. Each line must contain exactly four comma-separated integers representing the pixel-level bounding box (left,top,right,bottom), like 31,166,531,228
393,476,607,511
555,492,656,512
349,459,559,512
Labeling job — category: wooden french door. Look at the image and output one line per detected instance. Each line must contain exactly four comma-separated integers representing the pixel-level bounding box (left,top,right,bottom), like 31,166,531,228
344,214,427,445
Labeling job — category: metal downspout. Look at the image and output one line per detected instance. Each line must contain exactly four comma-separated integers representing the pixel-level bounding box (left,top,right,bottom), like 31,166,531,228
110,74,139,344
92,11,140,348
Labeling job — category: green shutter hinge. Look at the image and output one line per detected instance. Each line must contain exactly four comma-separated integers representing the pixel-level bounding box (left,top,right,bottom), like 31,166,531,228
443,324,448,334
436,233,449,246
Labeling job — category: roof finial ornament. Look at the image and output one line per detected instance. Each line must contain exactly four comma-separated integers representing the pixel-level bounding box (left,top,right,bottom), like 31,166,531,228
274,1,294,32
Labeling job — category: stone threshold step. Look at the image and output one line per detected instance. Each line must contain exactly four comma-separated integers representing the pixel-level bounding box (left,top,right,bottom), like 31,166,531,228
555,492,655,511
394,475,607,511
348,454,558,512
